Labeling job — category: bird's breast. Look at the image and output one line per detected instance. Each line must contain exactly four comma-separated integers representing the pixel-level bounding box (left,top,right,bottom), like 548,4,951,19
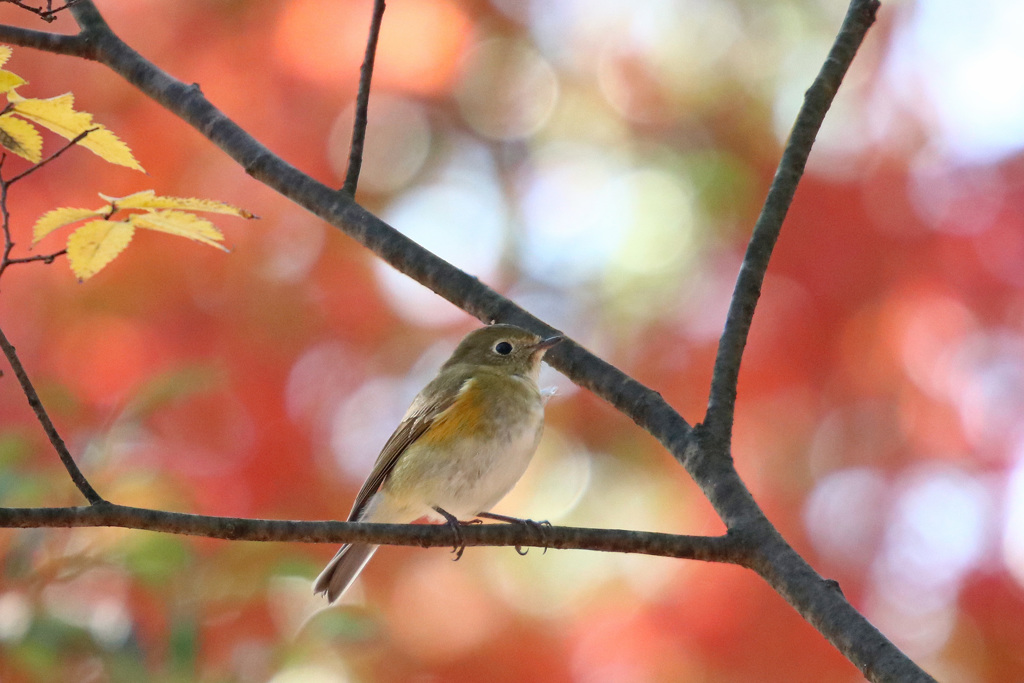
384,373,546,518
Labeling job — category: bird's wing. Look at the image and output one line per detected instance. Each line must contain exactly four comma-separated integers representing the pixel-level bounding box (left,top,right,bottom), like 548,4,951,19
346,371,469,521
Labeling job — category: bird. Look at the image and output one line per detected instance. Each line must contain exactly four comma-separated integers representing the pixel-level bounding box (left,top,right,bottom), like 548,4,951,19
313,323,562,603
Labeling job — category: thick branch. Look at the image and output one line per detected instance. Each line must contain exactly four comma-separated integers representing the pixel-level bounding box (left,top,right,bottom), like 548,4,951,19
0,1,696,487
0,3,936,681
0,23,87,54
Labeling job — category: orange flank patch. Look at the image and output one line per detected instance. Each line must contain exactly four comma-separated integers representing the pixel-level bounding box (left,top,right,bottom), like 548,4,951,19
419,379,486,444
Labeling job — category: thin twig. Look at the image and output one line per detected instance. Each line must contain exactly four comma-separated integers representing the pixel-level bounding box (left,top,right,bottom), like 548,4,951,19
703,0,881,446
1,0,80,23
7,127,98,184
342,0,385,196
0,248,65,281
0,155,16,281
5,248,66,265
0,323,105,504
0,128,95,281
0,4,936,681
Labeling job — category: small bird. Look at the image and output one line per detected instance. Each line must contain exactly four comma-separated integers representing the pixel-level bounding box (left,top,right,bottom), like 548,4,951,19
314,323,562,603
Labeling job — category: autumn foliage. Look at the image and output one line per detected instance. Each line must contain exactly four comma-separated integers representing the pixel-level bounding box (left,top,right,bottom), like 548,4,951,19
0,2,1021,683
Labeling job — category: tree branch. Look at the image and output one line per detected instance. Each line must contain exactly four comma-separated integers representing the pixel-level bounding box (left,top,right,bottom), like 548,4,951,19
0,324,105,504
704,0,882,446
342,0,385,196
2,247,65,265
0,2,938,681
0,22,87,54
0,0,81,23
0,503,742,561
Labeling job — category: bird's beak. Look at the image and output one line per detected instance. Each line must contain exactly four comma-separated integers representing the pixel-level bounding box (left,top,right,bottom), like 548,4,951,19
531,335,563,355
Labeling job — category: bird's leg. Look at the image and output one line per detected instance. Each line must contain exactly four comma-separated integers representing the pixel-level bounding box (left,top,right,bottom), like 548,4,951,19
475,512,552,555
432,506,481,561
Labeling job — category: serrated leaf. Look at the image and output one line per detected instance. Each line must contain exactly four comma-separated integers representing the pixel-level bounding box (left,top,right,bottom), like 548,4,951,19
130,210,227,251
32,206,104,244
98,190,256,218
0,69,26,94
66,219,135,280
97,189,156,211
0,115,41,162
0,46,11,69
8,92,144,172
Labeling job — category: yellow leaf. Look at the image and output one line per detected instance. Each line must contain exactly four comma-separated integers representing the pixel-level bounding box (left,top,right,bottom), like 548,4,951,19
32,206,105,244
0,46,11,68
0,69,26,94
130,210,228,251
98,190,256,218
97,189,156,210
66,219,135,281
0,115,41,162
8,92,144,172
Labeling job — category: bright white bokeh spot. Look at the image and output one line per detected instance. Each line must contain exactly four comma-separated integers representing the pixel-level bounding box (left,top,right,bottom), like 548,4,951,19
897,295,976,400
519,144,693,288
885,466,991,587
0,592,31,642
887,0,1024,161
1002,443,1024,587
456,38,559,140
88,598,133,649
328,93,432,194
260,215,327,283
864,590,958,660
330,338,461,481
331,376,412,482
952,331,1024,452
866,465,993,657
773,37,860,154
268,665,349,683
499,431,593,523
285,341,360,432
377,154,508,326
519,143,629,285
605,168,695,277
907,157,1006,235
804,467,888,567
869,466,992,627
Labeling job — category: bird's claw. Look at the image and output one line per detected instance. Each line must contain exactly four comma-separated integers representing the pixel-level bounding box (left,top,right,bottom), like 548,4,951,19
433,506,482,561
476,512,552,555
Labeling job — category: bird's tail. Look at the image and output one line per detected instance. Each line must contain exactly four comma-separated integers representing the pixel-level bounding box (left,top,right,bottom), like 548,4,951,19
313,543,379,604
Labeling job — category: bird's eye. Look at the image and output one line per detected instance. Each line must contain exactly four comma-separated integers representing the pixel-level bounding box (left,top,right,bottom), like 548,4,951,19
494,341,513,355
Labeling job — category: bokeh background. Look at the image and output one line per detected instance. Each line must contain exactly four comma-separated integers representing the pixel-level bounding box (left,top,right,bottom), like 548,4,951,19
0,0,1022,681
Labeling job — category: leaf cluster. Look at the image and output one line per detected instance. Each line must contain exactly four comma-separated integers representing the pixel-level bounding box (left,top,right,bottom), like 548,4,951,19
0,45,139,169
33,190,255,280
0,44,255,281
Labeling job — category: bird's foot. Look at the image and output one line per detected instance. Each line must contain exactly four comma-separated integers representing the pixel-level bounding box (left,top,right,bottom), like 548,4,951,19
476,512,552,555
432,506,481,561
